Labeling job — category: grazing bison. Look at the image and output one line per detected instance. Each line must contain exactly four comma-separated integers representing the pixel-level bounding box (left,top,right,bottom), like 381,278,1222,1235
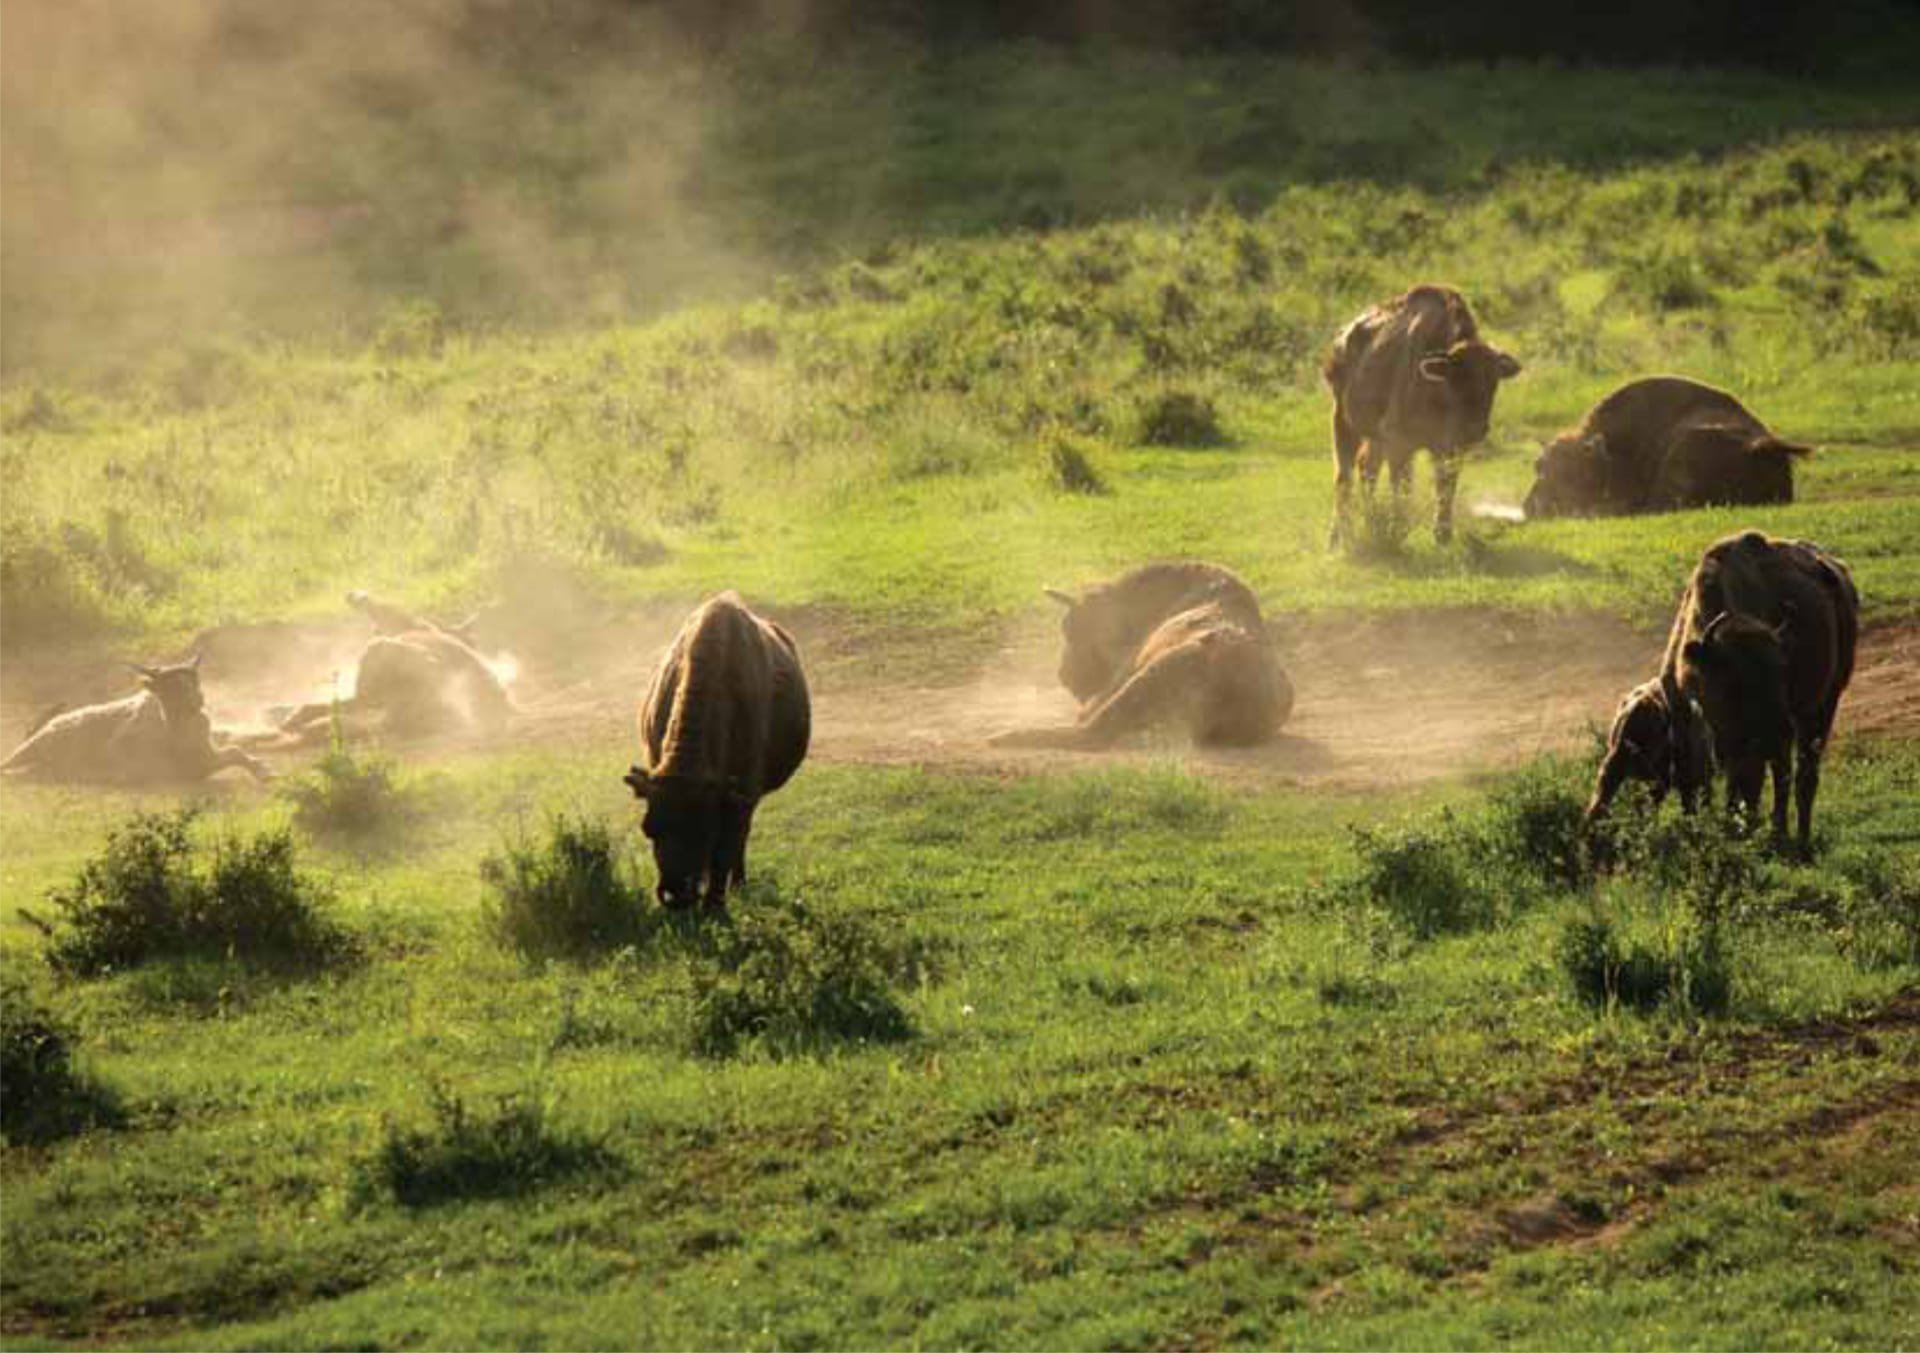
1524,377,1811,520
1324,284,1521,546
1662,531,1859,847
623,593,811,909
276,592,510,740
992,561,1293,750
1,654,269,784
1583,677,1713,824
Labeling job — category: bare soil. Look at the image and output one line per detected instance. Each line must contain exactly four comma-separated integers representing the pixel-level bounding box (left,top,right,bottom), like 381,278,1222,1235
4,603,1915,790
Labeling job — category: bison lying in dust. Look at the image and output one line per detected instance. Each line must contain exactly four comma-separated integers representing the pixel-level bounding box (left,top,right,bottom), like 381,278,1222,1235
275,591,511,741
1583,677,1713,824
1325,284,1521,547
1524,377,1811,520
1661,531,1859,847
624,593,811,909
1,654,270,785
992,561,1294,751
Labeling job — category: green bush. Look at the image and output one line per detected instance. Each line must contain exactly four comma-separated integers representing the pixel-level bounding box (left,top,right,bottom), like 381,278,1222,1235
26,811,358,978
1336,818,1502,940
1134,388,1225,448
1482,761,1594,891
689,885,915,1059
481,816,648,966
282,731,408,842
0,969,120,1144
1557,899,1732,1017
1044,433,1110,495
355,1082,613,1208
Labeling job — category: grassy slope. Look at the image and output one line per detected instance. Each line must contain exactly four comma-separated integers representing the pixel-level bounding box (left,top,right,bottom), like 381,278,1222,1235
1,749,1917,1348
5,81,1920,642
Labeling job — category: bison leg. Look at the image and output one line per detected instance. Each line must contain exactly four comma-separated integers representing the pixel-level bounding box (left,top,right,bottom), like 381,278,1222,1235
211,745,273,783
1432,455,1462,545
1769,748,1793,844
1329,410,1361,548
705,804,754,908
1074,641,1212,748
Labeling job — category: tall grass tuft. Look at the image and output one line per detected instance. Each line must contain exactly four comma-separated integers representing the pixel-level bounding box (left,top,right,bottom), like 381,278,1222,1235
281,711,410,843
354,1081,614,1208
481,816,648,965
0,969,121,1144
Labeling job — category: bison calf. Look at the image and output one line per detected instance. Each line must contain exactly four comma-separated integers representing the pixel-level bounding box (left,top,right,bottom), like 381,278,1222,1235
1664,531,1859,848
1524,376,1810,520
1584,678,1712,824
1324,284,1520,547
993,561,1293,751
624,593,811,909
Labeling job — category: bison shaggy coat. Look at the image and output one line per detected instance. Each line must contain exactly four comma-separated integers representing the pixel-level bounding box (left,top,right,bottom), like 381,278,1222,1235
1662,531,1859,847
1324,284,1520,546
624,593,811,909
994,561,1293,750
1524,377,1810,520
1,656,269,784
1583,677,1712,824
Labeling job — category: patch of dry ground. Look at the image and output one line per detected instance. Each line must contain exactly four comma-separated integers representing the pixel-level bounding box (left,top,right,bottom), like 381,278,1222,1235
2,605,1916,789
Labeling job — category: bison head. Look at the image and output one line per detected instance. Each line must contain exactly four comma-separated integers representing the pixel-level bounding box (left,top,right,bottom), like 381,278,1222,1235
1682,611,1792,808
127,654,206,722
1524,432,1609,519
1417,340,1521,451
624,766,734,909
1044,585,1130,704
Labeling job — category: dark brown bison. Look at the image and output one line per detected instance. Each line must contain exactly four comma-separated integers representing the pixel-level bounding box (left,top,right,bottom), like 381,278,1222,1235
992,561,1293,750
1524,377,1811,520
275,592,511,740
1583,677,1713,824
1324,284,1520,546
623,593,811,909
1,655,269,784
1662,531,1859,847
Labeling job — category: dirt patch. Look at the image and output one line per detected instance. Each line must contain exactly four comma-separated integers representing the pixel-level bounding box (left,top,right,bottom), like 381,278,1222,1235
3,608,1918,791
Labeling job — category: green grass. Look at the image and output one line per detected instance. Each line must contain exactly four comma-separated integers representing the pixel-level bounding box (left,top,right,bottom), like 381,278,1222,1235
2,746,1916,1347
6,115,1920,641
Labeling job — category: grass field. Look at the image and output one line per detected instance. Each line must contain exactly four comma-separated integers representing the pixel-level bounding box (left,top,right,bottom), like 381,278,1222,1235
4,44,1920,1352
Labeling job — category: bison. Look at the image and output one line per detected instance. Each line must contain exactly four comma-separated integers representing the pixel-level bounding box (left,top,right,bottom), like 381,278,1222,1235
1662,531,1859,848
1325,284,1520,546
1524,376,1811,520
1583,677,1713,824
623,593,811,909
275,591,511,740
992,561,1293,750
1,654,270,784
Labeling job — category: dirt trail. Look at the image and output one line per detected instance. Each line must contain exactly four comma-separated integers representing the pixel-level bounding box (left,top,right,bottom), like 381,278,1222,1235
5,604,1915,791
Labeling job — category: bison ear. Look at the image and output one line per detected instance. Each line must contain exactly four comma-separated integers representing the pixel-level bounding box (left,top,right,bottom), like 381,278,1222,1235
1494,350,1522,380
1417,354,1453,384
1683,639,1722,670
622,765,651,800
1042,587,1077,610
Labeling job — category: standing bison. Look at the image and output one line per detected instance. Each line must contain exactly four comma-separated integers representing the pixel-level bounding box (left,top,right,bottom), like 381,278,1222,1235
1,655,269,784
276,591,511,740
1662,531,1859,847
624,593,811,909
1524,377,1811,520
1324,285,1521,546
993,561,1293,750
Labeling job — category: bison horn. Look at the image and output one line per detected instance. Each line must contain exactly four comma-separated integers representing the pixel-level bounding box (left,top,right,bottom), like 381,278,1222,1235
1042,587,1076,610
122,661,160,680
188,650,204,670
1701,612,1731,644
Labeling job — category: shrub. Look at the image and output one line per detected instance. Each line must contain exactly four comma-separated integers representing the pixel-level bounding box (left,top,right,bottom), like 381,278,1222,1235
0,969,120,1144
281,721,408,841
26,811,357,978
481,816,648,966
1336,817,1501,940
1614,251,1715,312
355,1081,613,1208
689,885,914,1058
1482,762,1593,890
1557,900,1731,1017
1044,433,1110,495
1134,388,1225,448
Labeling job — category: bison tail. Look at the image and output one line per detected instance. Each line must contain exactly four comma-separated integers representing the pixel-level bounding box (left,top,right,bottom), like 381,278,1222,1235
1749,436,1813,459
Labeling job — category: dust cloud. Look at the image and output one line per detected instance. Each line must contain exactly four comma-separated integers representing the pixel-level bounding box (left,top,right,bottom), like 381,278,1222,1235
0,0,768,375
